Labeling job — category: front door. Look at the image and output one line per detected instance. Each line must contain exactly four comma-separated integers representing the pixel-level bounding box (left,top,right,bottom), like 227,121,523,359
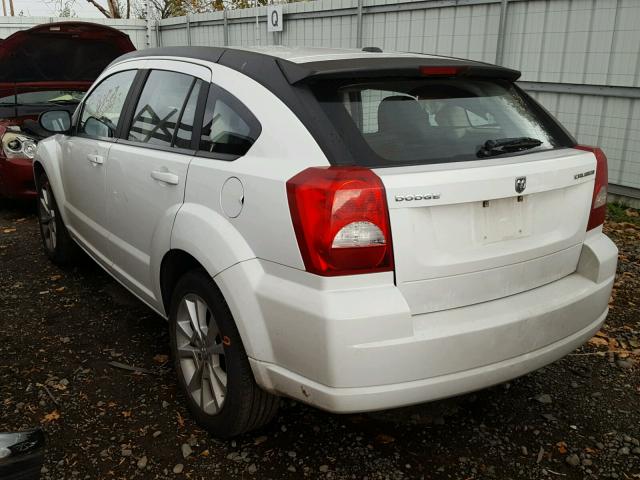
61,69,138,265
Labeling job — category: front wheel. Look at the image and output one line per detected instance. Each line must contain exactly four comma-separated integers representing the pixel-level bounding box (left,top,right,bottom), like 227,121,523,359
169,270,279,437
36,173,77,265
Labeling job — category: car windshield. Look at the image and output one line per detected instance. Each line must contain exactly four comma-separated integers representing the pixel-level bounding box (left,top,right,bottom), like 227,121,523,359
0,90,85,105
312,78,572,167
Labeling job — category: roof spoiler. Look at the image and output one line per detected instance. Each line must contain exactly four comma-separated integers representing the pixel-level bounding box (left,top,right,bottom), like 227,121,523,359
276,56,521,84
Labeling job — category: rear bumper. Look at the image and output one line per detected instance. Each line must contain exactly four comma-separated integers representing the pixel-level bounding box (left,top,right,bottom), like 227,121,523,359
0,157,37,199
218,232,617,413
251,308,607,413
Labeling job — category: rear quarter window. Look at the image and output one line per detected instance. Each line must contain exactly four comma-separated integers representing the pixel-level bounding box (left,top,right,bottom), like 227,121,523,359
313,78,574,167
197,83,261,159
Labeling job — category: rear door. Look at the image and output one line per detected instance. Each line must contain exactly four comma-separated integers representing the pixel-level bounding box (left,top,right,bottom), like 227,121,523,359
105,60,210,307
61,69,137,264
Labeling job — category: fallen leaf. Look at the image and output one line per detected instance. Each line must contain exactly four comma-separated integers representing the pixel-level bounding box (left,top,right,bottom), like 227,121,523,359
556,441,568,454
55,286,66,292
42,410,60,423
3,228,16,233
200,450,210,457
121,410,132,418
375,434,395,445
153,354,169,364
608,338,620,350
177,412,185,428
589,337,608,347
50,275,62,281
254,435,268,445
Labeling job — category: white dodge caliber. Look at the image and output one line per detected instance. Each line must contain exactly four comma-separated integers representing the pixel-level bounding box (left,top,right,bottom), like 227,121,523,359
33,46,618,437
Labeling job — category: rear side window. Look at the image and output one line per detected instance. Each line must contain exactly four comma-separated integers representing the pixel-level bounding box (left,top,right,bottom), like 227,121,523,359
198,84,261,158
79,70,136,139
127,70,196,147
313,78,573,167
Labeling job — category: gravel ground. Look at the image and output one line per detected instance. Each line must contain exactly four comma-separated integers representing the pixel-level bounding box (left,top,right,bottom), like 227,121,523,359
1,198,639,480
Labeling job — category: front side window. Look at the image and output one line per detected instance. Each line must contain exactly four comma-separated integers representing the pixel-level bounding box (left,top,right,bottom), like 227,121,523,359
313,78,573,166
199,84,261,158
128,70,196,147
79,70,136,139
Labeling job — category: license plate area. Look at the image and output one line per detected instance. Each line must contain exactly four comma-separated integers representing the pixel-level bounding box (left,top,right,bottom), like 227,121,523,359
475,196,532,244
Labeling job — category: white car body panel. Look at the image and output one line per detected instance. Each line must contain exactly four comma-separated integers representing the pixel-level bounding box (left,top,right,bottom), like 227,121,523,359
33,47,618,414
241,230,617,412
61,136,112,265
176,62,328,275
377,148,597,314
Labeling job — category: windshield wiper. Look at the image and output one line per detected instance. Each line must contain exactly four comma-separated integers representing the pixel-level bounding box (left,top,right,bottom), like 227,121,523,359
477,137,543,158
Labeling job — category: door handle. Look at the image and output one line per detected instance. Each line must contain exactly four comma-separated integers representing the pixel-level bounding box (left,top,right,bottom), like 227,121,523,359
151,170,179,185
87,154,104,165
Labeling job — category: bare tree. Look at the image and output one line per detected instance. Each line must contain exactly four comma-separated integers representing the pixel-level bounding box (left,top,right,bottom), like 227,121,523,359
85,0,137,18
85,0,113,17
45,0,78,17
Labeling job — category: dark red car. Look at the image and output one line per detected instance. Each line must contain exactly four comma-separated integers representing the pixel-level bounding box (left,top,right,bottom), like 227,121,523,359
0,22,135,199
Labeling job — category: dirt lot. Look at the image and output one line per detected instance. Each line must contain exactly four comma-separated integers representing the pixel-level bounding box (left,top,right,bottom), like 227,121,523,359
1,199,639,480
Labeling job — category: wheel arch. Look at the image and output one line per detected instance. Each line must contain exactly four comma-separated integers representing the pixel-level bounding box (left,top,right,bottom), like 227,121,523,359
32,138,69,224
159,248,273,362
159,249,204,315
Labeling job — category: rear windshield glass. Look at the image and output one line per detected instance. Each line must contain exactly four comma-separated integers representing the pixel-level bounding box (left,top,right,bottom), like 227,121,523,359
312,78,572,167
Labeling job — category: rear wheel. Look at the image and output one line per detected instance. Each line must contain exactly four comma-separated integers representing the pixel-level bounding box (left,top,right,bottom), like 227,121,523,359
36,173,77,265
169,270,279,437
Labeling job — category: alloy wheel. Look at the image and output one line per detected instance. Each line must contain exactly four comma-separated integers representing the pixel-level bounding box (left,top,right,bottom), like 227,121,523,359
175,294,227,414
38,183,57,252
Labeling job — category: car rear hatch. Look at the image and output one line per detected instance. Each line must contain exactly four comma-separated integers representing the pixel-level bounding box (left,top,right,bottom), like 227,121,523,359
376,149,595,314
303,57,597,313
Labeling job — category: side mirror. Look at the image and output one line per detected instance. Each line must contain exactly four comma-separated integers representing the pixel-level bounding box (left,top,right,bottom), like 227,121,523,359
38,110,72,134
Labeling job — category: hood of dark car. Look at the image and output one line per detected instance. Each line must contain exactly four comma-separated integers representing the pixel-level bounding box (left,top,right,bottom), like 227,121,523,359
0,21,135,86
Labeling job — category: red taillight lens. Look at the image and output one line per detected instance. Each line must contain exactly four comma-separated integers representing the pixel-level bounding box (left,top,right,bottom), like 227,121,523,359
419,66,466,77
286,167,394,276
575,145,608,231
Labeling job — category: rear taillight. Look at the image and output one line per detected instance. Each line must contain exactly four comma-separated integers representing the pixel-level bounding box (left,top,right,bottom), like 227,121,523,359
286,167,393,276
575,145,608,231
419,66,466,77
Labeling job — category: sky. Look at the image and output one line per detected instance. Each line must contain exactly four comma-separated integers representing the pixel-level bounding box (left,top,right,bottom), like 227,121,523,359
8,0,104,17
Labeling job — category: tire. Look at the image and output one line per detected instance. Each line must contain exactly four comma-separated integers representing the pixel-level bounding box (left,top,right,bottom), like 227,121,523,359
169,269,279,438
36,173,77,265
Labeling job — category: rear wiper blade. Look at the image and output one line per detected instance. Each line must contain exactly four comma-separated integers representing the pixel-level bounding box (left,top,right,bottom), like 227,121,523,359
477,137,543,158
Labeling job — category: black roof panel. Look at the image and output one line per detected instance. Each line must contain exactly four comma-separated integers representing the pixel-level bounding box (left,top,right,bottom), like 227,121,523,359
110,46,521,83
